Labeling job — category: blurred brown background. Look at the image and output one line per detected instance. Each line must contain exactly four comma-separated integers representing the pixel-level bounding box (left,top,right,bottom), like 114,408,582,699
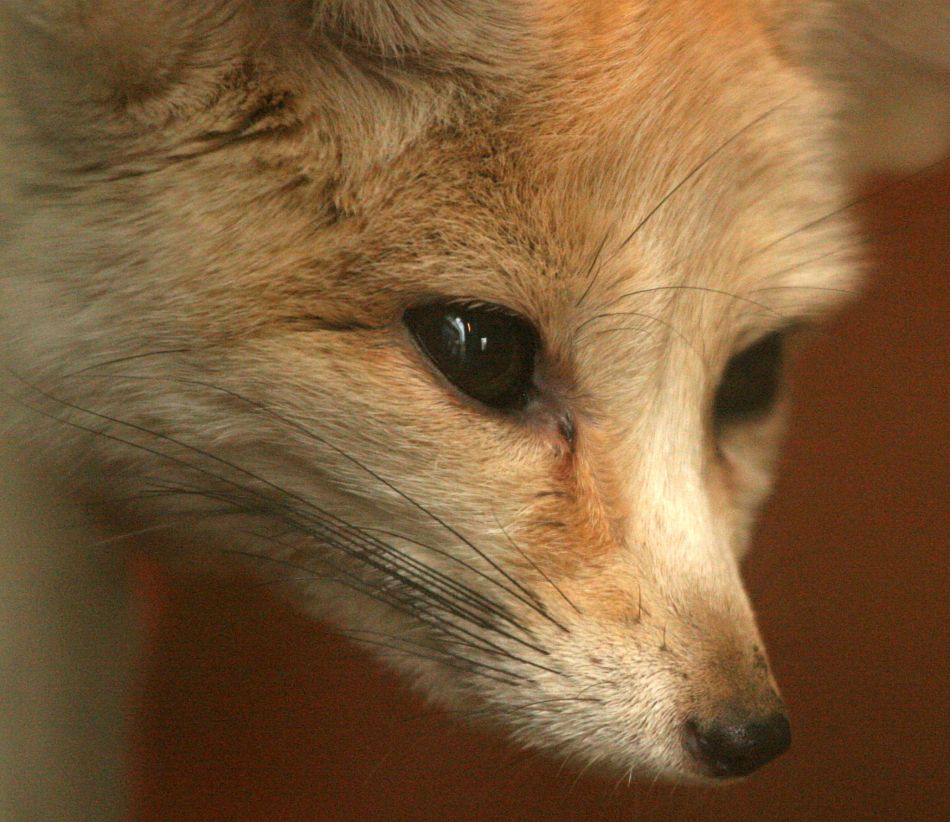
133,169,949,822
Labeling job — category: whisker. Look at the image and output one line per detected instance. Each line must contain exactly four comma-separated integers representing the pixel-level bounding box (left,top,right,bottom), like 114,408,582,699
223,546,501,650
140,475,527,645
80,521,181,551
254,543,509,647
224,528,547,664
492,513,582,620
574,227,614,308
609,100,793,261
339,630,526,688
61,370,558,626
741,152,950,263
7,374,566,677
63,348,192,377
595,284,787,323
12,371,513,630
575,309,708,368
444,694,603,723
135,474,558,669
223,541,559,679
360,527,541,633
227,518,563,669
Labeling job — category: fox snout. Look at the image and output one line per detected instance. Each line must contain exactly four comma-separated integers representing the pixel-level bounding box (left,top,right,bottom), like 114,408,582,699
643,634,791,780
640,626,792,779
678,635,790,778
677,620,791,778
684,707,791,778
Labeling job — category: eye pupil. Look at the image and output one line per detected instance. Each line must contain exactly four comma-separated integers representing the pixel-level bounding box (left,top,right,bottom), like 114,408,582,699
713,330,786,427
404,302,538,410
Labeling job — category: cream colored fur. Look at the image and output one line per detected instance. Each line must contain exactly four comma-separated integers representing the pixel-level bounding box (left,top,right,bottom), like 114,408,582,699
0,1,946,817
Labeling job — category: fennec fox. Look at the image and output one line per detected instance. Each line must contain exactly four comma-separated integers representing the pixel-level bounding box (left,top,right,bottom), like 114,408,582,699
0,1,947,818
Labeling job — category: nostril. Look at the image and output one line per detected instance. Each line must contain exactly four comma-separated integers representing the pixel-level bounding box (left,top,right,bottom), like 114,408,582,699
685,712,791,778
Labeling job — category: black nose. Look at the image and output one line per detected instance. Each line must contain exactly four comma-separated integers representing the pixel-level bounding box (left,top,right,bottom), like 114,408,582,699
685,711,791,778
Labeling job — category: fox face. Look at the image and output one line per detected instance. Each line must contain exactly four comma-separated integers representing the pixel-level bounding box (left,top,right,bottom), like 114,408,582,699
0,0,875,783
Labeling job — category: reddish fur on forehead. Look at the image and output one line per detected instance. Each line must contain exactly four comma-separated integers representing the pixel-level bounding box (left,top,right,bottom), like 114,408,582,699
545,0,760,48
512,1,800,219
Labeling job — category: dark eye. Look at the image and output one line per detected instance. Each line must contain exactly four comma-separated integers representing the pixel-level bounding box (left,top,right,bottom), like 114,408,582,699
404,301,539,410
713,330,787,428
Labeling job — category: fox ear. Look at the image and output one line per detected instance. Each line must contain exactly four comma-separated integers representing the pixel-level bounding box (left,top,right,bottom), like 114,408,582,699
0,2,234,96
0,1,255,146
0,1,528,142
770,0,950,175
310,0,529,68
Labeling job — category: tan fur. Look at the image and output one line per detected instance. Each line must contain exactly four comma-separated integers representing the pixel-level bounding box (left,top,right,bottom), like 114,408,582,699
1,0,946,814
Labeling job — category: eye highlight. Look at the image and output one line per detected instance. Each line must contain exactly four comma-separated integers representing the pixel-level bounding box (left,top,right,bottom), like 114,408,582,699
404,301,539,411
713,330,787,428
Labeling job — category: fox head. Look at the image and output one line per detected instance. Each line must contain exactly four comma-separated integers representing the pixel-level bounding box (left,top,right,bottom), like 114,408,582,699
3,0,929,781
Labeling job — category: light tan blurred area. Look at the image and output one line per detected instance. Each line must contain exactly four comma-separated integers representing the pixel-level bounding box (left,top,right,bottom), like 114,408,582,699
0,445,134,822
804,0,950,176
131,170,948,820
